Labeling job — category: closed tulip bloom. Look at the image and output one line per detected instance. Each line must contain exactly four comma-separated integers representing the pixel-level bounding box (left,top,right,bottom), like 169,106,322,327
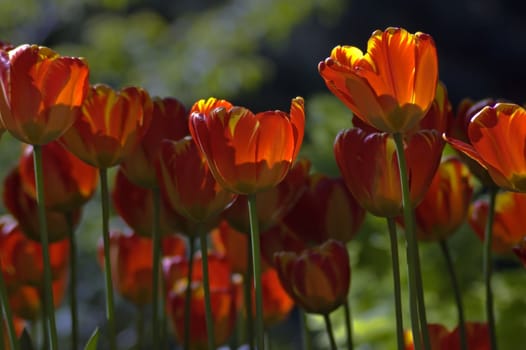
469,191,526,253
404,323,450,350
189,97,305,194
59,84,153,168
121,97,189,188
405,323,490,350
318,27,438,133
411,157,474,241
274,239,350,315
445,103,526,192
0,44,89,145
3,167,81,242
210,220,250,275
157,136,237,224
282,174,365,244
259,267,294,328
18,142,98,211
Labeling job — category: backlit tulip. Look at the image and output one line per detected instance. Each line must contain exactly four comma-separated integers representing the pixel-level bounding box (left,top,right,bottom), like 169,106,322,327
0,44,89,145
210,220,250,275
445,103,526,192
410,157,474,241
59,84,152,168
121,97,189,188
404,323,449,350
318,27,438,133
282,174,365,244
97,230,186,306
3,167,81,242
222,158,310,234
274,239,350,315
18,141,98,211
112,167,184,237
469,191,526,253
405,323,490,350
157,136,237,225
258,267,294,328
189,97,305,194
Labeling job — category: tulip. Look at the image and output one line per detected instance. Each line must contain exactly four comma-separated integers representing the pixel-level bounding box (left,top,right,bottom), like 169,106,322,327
0,44,89,145
2,317,25,350
318,27,438,133
513,236,526,268
260,223,307,268
258,267,294,328
18,141,98,212
210,220,250,275
405,323,490,350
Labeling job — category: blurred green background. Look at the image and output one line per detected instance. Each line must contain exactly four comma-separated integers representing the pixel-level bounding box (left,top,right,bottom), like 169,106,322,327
1,0,526,349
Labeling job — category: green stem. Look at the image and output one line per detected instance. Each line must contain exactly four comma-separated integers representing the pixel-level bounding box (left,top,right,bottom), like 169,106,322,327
67,212,78,350
439,239,467,350
0,316,4,350
100,168,117,350
136,306,144,350
247,193,264,350
392,133,430,350
199,233,215,349
323,313,338,350
0,260,19,350
40,289,49,349
33,145,58,350
484,188,498,350
343,301,353,350
243,234,254,349
300,310,312,350
151,187,162,350
183,237,196,350
387,218,405,350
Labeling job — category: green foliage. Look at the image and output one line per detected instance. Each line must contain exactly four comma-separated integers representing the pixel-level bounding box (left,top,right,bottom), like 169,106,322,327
83,328,100,350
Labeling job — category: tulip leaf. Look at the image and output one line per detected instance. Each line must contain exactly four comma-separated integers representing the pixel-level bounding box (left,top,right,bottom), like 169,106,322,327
19,328,35,350
83,328,100,350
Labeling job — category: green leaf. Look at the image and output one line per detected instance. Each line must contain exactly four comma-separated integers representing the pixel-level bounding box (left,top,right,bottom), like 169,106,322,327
83,328,100,350
19,328,35,350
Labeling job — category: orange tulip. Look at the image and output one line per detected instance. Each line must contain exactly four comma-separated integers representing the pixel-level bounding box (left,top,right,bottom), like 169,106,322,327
189,97,305,194
404,323,449,350
157,136,237,225
445,103,526,192
469,191,526,253
97,230,186,306
282,174,365,244
2,317,25,349
3,166,81,242
222,158,311,234
318,27,438,133
210,220,250,275
121,97,189,188
274,239,350,315
405,323,490,350
59,84,153,168
409,157,474,241
0,44,89,145
18,141,98,211
112,167,185,237
258,267,294,328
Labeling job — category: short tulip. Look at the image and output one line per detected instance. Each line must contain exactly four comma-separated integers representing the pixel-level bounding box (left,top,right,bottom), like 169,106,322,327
0,44,89,145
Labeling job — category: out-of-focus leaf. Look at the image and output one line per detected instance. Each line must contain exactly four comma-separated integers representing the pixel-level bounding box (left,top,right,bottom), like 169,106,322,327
83,328,99,350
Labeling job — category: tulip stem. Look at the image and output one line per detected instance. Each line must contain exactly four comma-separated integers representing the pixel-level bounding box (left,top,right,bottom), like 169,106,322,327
0,259,19,350
300,309,312,350
439,239,467,350
100,168,117,350
183,237,196,350
343,301,354,350
323,313,338,350
151,187,162,350
244,234,254,349
33,144,58,350
484,188,498,350
387,217,405,350
136,306,144,350
199,233,216,349
67,212,79,350
393,133,430,350
247,193,265,350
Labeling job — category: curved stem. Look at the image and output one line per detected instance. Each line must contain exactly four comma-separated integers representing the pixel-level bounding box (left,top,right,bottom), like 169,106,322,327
243,234,254,349
151,187,162,350
66,211,79,350
387,218,405,350
343,301,353,350
183,237,196,350
0,260,19,350
484,188,498,350
199,233,215,349
33,145,58,350
323,313,337,350
393,133,430,350
439,239,467,350
300,309,312,350
247,193,264,350
100,168,117,350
